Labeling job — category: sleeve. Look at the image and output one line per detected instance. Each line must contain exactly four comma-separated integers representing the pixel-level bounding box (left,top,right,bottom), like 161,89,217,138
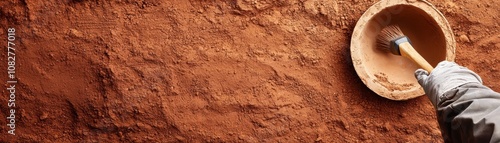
436,82,500,143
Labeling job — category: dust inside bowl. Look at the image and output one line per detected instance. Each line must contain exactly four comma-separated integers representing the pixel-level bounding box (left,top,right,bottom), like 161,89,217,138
350,0,455,100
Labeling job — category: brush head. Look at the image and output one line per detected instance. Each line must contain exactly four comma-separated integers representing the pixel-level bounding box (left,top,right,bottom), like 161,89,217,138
376,25,412,55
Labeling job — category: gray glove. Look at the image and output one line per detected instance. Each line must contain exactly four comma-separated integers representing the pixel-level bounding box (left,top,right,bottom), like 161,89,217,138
414,61,483,108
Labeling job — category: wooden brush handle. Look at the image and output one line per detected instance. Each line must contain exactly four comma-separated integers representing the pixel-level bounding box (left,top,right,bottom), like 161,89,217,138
399,42,434,72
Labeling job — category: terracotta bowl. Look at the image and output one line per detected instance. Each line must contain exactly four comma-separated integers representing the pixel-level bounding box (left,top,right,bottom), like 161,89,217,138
350,0,456,100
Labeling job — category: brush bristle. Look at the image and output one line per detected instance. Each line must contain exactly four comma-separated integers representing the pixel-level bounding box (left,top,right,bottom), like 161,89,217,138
376,25,405,52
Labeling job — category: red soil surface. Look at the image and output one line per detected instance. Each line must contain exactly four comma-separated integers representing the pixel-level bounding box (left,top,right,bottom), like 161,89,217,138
0,0,498,142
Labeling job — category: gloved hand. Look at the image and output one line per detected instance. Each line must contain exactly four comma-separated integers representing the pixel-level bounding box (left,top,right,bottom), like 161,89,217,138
415,61,483,108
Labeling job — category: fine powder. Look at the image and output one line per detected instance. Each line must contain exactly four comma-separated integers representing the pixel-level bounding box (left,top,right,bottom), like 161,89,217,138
373,72,414,92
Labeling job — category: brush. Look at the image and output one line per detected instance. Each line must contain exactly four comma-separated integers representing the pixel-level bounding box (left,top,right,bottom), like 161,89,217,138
376,25,434,72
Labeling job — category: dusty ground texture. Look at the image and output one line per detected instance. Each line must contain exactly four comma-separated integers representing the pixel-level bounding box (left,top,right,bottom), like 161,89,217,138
0,0,498,142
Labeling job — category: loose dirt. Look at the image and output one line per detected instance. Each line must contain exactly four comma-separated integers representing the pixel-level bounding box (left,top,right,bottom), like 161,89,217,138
374,73,414,92
0,0,498,142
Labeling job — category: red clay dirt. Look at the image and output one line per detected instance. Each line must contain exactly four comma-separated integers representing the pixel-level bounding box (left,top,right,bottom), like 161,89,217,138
0,0,498,142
